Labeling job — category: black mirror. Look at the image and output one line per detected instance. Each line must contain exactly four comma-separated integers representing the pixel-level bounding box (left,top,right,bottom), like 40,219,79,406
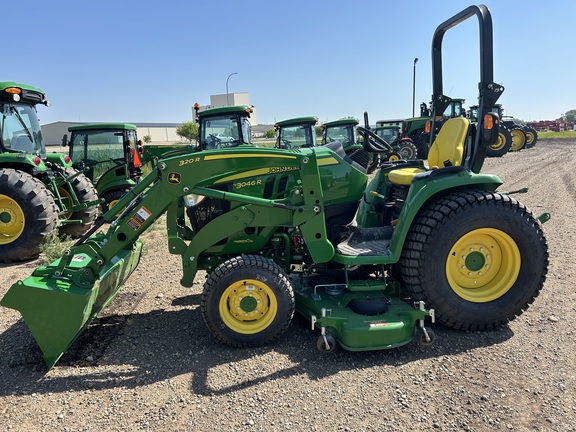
61,134,68,146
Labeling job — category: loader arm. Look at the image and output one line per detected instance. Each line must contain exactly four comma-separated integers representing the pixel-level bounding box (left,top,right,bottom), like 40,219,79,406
1,146,333,369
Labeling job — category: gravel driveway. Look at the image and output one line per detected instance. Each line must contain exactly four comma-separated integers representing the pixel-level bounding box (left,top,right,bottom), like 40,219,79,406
1,140,574,431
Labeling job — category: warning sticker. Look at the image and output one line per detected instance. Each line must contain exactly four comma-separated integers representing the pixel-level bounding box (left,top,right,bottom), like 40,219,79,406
127,206,152,231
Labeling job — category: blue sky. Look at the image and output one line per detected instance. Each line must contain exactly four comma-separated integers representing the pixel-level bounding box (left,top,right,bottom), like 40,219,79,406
6,0,575,126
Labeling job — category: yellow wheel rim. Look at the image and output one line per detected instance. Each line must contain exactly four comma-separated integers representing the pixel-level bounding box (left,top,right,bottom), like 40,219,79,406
510,130,525,151
388,155,400,161
219,278,277,334
0,194,25,245
525,131,534,144
446,228,521,302
490,132,506,150
58,186,74,219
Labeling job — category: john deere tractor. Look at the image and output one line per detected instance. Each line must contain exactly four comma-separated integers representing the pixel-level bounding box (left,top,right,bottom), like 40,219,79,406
402,98,466,159
274,116,319,150
63,123,144,212
0,82,99,262
1,5,549,370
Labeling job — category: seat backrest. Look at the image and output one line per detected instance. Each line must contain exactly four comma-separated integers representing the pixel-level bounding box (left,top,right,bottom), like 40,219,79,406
427,117,470,168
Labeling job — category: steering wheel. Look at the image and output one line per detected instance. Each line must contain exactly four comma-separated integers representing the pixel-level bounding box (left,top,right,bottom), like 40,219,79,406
208,134,222,148
356,127,394,154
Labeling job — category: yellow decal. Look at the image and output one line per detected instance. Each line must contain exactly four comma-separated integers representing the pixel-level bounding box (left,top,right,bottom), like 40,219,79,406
318,157,339,166
234,179,263,189
167,172,181,184
204,153,297,161
179,157,201,166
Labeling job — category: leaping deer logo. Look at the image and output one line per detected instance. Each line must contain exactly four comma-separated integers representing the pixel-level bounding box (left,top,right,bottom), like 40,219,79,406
168,172,181,184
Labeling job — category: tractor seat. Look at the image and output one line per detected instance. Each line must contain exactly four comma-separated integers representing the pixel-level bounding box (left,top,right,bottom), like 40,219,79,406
388,117,470,185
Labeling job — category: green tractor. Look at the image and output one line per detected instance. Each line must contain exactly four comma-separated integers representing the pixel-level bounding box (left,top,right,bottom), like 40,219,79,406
0,82,99,263
403,98,467,159
1,5,550,370
467,105,512,157
469,104,538,151
365,112,418,161
63,123,144,212
274,116,319,150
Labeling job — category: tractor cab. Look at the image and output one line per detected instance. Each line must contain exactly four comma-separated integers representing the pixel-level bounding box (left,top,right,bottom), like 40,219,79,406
274,116,318,149
64,123,143,211
0,82,55,163
195,105,253,150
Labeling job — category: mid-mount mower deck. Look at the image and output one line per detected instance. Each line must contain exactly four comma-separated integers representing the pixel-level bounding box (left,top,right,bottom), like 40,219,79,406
1,4,549,370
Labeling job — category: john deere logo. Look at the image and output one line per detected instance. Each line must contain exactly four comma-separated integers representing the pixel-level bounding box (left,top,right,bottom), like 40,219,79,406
168,172,181,184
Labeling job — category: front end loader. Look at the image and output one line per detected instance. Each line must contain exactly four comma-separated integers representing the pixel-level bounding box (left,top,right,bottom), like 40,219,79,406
1,4,549,369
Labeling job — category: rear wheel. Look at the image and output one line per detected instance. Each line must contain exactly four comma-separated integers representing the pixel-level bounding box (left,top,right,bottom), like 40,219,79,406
399,190,548,330
58,168,99,238
0,169,59,263
486,125,512,157
397,140,418,160
201,255,295,347
524,127,538,148
509,127,526,151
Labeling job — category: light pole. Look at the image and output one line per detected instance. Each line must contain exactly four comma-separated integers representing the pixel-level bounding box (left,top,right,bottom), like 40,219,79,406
226,72,238,106
412,58,418,117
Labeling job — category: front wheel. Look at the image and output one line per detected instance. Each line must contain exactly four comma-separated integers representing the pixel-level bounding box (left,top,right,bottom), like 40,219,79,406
0,169,59,262
524,127,538,148
201,255,295,347
57,168,99,238
397,140,418,160
399,190,548,330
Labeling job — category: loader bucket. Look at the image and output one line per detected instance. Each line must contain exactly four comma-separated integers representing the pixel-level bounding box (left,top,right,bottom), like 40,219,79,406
0,241,142,370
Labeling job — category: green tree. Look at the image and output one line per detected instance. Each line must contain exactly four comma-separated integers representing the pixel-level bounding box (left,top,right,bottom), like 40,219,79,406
176,121,199,142
562,109,576,124
142,135,152,143
264,128,276,139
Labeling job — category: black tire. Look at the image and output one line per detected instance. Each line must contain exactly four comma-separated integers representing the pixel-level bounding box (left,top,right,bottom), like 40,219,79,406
509,127,526,151
201,255,295,347
316,334,337,353
398,190,548,330
101,189,128,214
486,125,513,157
524,127,538,148
413,131,430,159
0,168,59,263
397,140,418,160
57,168,99,238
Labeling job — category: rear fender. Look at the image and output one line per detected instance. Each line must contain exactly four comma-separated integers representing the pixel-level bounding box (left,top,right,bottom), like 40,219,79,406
388,170,503,262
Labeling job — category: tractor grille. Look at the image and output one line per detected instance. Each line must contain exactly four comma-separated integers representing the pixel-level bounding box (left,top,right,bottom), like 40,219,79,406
187,197,231,232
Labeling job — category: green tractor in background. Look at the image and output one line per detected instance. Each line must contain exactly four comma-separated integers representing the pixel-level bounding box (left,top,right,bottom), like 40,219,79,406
469,104,538,151
365,112,418,161
402,98,466,159
274,116,319,150
0,82,99,263
1,5,550,370
63,123,144,212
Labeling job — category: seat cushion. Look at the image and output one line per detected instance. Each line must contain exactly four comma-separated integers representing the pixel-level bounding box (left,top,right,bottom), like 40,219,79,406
388,167,426,185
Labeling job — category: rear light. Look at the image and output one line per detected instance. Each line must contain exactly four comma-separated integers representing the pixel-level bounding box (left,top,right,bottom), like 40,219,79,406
424,121,431,133
33,156,41,166
484,114,493,129
64,155,71,163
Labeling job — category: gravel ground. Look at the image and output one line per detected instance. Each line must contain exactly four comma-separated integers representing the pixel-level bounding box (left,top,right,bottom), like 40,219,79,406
1,140,575,431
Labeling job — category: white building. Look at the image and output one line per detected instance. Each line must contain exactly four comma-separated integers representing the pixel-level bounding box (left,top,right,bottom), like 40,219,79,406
194,92,259,125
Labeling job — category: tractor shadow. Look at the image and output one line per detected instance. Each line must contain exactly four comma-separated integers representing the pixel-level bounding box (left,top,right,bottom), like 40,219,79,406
0,292,514,397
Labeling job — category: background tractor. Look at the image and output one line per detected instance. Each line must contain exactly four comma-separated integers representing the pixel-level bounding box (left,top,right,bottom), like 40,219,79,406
401,98,466,159
274,116,319,150
469,104,538,151
0,82,99,262
64,123,144,212
1,5,549,370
